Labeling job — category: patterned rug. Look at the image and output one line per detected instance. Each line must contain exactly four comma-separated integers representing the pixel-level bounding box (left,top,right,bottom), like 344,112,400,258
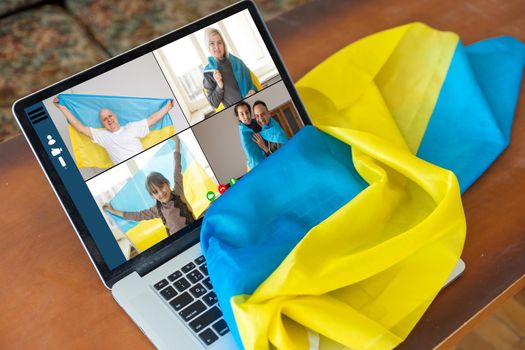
0,0,310,143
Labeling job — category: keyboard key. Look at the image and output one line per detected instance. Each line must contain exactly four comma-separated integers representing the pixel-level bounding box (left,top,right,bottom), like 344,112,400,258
189,283,207,298
181,262,196,273
199,263,208,276
159,286,177,301
198,328,219,346
154,279,169,290
169,292,193,311
188,306,223,333
179,300,206,321
202,291,218,306
173,277,191,292
194,255,206,265
187,270,204,283
167,270,182,282
212,319,230,336
202,277,213,290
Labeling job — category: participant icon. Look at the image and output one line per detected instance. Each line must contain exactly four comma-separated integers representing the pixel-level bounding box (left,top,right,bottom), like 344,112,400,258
47,135,56,145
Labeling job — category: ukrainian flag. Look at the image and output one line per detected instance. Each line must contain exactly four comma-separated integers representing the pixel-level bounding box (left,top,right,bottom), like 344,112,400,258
58,94,175,168
200,23,525,349
204,53,262,112
108,138,217,253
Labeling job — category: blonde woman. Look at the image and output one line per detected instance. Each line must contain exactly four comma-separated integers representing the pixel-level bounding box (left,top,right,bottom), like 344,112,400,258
202,27,261,111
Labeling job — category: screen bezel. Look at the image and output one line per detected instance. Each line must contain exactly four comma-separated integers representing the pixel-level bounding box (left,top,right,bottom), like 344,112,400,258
12,0,311,288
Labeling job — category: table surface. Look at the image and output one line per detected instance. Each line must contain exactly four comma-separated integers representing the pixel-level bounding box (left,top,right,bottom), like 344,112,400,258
2,0,525,348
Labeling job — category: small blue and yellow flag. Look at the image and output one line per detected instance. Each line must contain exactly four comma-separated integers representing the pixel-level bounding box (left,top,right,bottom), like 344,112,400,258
201,23,525,349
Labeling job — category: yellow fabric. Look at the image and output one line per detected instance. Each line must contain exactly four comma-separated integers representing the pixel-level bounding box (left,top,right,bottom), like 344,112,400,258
183,160,218,218
125,218,168,253
214,101,226,113
69,125,175,168
230,23,465,349
251,71,263,91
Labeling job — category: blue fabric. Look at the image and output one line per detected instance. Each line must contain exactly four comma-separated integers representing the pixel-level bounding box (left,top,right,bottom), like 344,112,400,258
58,94,172,130
204,54,257,97
238,122,265,169
238,119,289,169
201,126,368,344
417,37,525,193
107,139,197,232
260,118,289,145
200,36,525,348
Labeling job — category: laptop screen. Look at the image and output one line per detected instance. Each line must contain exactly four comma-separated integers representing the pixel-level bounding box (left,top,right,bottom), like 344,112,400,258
19,7,307,272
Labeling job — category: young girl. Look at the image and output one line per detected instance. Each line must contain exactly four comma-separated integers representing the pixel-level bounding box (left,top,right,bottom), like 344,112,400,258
103,137,194,235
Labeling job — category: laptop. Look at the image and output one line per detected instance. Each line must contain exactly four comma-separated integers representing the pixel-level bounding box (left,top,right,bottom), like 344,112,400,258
12,1,464,349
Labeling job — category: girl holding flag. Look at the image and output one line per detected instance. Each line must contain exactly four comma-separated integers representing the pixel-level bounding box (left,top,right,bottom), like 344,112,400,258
103,136,194,236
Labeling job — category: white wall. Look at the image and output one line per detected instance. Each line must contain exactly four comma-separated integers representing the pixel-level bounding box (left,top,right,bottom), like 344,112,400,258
241,80,293,111
44,53,189,180
192,108,246,184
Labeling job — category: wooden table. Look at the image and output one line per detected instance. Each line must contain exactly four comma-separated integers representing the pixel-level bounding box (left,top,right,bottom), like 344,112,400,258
2,0,524,348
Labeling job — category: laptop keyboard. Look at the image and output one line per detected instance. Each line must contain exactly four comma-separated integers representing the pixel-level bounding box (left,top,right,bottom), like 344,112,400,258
153,255,229,347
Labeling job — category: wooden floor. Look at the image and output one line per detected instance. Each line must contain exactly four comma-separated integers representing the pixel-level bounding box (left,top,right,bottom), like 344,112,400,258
453,287,525,350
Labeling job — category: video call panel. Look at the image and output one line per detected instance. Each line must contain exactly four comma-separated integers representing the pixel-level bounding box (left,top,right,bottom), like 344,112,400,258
41,10,305,259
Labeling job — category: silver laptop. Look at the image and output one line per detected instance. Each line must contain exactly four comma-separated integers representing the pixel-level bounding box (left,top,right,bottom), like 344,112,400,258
12,2,312,348
12,1,464,348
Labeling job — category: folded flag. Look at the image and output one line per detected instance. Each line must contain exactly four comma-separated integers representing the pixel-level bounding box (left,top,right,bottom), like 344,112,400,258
108,138,217,252
200,23,525,350
58,94,175,168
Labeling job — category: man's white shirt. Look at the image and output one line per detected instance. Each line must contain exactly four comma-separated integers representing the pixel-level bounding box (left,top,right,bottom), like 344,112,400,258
91,119,149,165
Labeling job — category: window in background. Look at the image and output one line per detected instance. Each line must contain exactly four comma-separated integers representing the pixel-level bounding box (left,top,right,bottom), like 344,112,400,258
222,11,276,82
158,36,208,113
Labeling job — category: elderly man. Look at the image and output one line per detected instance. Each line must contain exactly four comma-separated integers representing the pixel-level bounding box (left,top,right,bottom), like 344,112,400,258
53,97,173,165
